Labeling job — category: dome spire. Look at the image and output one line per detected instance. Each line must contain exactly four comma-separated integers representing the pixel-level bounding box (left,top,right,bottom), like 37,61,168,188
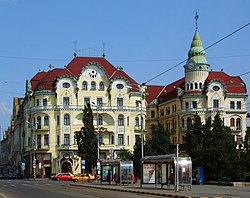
195,12,199,30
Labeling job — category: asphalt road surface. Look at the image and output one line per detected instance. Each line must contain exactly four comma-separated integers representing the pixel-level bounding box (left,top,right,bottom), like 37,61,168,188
0,179,157,198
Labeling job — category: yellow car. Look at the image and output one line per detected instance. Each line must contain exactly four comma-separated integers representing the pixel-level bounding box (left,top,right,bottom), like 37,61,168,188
74,173,95,182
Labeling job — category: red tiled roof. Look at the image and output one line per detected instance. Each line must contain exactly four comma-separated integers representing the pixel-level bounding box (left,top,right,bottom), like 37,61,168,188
206,71,247,93
158,78,185,97
31,57,138,91
146,85,165,104
66,57,117,77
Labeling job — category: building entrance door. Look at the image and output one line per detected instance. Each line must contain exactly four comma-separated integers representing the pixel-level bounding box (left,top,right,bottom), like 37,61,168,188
61,161,72,173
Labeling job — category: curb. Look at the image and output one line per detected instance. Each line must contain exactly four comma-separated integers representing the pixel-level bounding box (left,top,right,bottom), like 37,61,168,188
70,183,189,198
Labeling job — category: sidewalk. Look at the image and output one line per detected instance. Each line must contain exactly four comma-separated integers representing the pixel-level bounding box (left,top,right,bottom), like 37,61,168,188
70,180,250,198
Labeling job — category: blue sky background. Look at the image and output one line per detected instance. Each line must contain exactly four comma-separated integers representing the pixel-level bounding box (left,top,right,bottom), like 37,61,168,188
0,0,250,138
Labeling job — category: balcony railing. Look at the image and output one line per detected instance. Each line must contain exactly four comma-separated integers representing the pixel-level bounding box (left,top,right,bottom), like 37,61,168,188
26,105,146,113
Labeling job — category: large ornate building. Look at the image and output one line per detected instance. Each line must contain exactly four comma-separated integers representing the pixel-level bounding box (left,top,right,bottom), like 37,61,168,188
20,57,146,177
146,25,248,147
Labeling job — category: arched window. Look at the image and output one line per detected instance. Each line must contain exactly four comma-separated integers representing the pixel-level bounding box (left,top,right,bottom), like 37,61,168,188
37,116,41,129
82,81,88,90
99,81,104,90
187,117,192,130
135,117,139,126
187,83,189,90
195,82,198,89
199,82,203,89
190,83,193,90
64,114,70,125
118,114,124,126
236,118,241,130
230,118,235,127
91,81,96,90
97,114,103,125
44,116,49,126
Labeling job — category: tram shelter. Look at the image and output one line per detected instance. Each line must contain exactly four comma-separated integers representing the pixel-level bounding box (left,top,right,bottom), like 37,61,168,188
140,154,192,191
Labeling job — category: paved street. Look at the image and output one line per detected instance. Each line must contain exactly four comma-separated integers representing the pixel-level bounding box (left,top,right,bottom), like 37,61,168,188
0,179,158,198
0,179,250,198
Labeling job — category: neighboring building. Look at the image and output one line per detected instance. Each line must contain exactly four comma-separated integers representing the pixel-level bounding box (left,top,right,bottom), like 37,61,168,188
20,57,146,178
0,128,11,177
146,23,248,147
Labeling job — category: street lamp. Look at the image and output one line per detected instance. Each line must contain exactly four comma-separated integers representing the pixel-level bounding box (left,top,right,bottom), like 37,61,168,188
26,119,36,179
92,102,100,173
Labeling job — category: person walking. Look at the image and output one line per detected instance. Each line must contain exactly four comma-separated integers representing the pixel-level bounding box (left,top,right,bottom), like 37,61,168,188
107,170,111,184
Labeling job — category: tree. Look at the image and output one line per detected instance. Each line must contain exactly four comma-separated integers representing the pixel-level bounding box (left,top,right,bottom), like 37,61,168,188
132,137,142,177
186,113,204,166
75,103,97,173
145,123,170,156
186,113,238,181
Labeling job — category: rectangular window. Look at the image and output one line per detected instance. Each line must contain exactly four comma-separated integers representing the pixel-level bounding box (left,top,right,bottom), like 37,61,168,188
192,101,197,109
237,101,241,109
43,98,48,106
151,110,155,118
213,99,219,108
135,100,140,108
57,115,60,126
63,97,70,106
44,134,49,145
230,101,235,109
118,134,124,145
64,134,70,145
97,98,103,107
127,135,129,145
127,116,129,126
84,97,90,106
185,102,189,109
57,135,60,145
37,134,41,149
117,98,123,107
36,99,39,107
28,137,31,147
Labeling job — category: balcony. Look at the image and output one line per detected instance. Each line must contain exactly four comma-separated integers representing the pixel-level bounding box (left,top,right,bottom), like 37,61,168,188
56,144,78,150
36,145,50,150
26,105,146,113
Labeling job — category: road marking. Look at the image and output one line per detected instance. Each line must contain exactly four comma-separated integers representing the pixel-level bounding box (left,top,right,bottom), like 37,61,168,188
2,185,7,187
0,193,8,198
10,185,15,187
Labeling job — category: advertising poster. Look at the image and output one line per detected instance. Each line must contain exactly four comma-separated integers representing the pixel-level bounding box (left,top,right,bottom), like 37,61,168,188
143,164,155,184
101,165,112,181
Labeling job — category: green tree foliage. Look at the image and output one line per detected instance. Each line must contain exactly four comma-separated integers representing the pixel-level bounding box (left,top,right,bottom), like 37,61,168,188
117,148,133,160
132,137,142,177
186,112,238,181
75,103,97,173
186,113,203,165
145,123,170,156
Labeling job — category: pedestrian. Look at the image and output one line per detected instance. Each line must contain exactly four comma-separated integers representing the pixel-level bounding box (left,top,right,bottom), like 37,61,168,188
107,170,111,184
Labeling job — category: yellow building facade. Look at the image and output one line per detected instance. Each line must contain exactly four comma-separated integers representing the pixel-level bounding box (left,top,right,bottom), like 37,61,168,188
22,57,146,177
146,27,248,147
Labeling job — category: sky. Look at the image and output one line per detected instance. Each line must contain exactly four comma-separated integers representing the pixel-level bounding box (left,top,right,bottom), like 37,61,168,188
0,0,250,138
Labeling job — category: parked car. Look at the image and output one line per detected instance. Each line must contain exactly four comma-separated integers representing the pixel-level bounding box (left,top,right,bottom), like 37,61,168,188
51,173,78,182
73,173,95,182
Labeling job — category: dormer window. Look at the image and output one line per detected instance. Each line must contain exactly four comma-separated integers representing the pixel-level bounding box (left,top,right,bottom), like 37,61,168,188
63,82,70,88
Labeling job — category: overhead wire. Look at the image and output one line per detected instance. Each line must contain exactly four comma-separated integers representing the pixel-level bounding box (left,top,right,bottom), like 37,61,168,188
144,22,250,84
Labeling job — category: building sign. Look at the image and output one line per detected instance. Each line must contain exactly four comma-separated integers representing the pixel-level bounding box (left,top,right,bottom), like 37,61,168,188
81,160,86,170
143,164,155,184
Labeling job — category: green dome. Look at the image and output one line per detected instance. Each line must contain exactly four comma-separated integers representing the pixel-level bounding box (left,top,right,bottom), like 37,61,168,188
188,30,207,64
